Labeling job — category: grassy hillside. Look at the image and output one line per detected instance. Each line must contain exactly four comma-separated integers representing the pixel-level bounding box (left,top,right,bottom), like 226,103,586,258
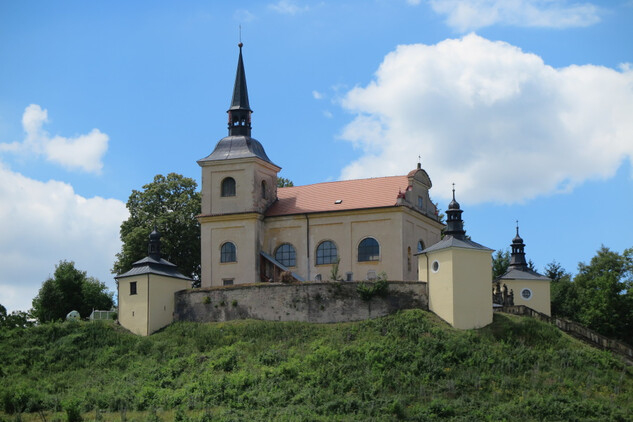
1,310,631,421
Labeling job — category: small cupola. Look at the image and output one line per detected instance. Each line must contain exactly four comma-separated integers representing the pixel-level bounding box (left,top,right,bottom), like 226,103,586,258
148,226,161,261
444,185,466,240
509,222,528,270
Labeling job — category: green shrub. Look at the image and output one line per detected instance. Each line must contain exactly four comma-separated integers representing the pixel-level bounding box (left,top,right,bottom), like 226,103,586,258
63,398,82,422
357,278,388,301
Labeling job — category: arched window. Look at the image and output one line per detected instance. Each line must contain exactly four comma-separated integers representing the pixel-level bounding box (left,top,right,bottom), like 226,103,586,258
417,240,425,253
220,242,236,263
261,180,267,199
275,243,296,267
358,237,380,262
316,241,338,265
221,177,236,197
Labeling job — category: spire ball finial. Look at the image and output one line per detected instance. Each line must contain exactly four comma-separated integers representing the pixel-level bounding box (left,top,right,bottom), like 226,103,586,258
516,219,519,234
238,42,243,48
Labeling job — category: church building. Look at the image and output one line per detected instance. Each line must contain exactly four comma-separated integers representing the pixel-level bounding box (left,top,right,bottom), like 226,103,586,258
197,44,444,287
116,43,552,335
494,227,551,316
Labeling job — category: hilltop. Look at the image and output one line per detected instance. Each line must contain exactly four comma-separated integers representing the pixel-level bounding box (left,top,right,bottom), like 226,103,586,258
1,310,631,421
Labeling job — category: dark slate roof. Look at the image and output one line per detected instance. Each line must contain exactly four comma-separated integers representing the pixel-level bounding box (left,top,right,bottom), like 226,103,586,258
418,235,493,254
497,267,550,282
230,44,251,112
115,256,192,280
197,135,279,167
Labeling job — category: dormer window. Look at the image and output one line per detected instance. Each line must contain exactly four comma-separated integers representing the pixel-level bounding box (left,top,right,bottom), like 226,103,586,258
418,196,424,208
221,177,236,197
261,180,267,199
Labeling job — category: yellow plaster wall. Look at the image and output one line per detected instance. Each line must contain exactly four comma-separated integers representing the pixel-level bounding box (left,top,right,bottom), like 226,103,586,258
451,248,493,329
264,215,309,278
200,158,279,216
147,275,190,335
419,247,492,329
421,248,455,326
260,208,442,282
200,214,263,287
503,279,551,316
118,275,149,336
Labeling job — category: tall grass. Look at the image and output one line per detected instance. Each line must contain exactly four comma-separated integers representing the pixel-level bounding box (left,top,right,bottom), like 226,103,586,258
0,311,631,421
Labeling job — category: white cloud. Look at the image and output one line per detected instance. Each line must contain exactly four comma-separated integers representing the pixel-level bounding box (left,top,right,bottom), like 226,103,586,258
0,163,128,312
269,0,310,15
312,90,324,99
1,104,109,173
339,34,633,204
234,9,257,23
429,0,601,32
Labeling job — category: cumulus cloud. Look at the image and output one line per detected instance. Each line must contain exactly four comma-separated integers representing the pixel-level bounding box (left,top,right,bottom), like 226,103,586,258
312,90,324,99
339,34,633,204
0,163,128,312
1,104,109,173
269,0,310,15
428,0,601,32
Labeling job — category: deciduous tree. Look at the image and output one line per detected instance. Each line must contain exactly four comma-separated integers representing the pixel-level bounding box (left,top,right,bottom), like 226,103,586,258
0,304,33,329
112,173,201,283
545,260,576,318
572,246,633,342
277,177,294,187
31,260,114,322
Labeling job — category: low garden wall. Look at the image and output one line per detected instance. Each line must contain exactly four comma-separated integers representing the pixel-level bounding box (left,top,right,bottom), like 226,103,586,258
174,281,428,324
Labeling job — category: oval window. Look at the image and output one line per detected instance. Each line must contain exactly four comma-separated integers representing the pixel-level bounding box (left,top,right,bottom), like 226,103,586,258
521,288,532,300
432,260,440,273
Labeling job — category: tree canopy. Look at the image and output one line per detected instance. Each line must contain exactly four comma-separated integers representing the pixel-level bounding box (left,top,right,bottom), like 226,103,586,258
547,247,633,344
492,249,510,280
0,304,33,330
112,173,201,282
31,260,114,322
277,177,294,187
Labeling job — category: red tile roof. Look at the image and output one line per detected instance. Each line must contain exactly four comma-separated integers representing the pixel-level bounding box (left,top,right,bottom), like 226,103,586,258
265,175,410,217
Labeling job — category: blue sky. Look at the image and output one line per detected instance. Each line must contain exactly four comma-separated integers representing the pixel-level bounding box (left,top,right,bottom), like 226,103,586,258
1,0,632,312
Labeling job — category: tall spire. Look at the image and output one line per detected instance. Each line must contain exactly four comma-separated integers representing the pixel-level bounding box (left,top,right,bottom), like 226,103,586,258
444,184,466,240
509,221,528,270
228,42,252,137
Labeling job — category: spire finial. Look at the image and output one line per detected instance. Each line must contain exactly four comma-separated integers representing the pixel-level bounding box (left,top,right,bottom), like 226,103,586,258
417,155,421,169
516,219,519,235
238,25,243,48
452,183,456,200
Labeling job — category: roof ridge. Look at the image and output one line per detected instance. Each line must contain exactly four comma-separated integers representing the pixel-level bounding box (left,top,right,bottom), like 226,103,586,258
278,174,408,190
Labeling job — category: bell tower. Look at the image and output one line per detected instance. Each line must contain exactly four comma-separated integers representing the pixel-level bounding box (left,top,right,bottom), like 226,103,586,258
197,43,281,287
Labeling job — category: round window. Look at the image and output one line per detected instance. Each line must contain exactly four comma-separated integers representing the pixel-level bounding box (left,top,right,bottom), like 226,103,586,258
431,260,440,273
521,288,532,300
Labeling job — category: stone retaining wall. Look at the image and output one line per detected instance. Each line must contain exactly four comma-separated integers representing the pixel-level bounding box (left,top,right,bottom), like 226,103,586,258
174,281,428,324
